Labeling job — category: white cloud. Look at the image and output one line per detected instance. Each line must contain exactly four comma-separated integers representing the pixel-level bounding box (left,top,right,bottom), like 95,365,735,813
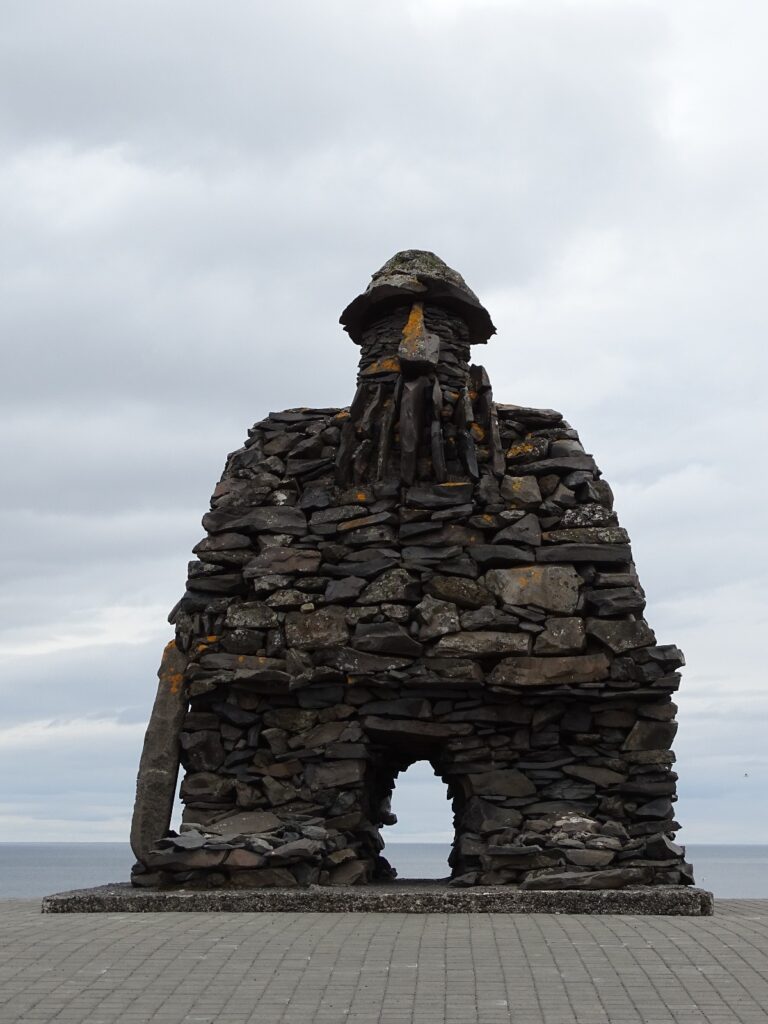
0,606,168,658
0,717,144,751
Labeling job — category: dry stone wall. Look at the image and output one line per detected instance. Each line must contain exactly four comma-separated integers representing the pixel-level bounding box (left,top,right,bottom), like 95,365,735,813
131,252,693,891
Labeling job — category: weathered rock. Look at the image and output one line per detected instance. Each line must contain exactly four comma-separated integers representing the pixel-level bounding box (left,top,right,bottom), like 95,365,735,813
533,617,585,654
586,586,646,615
130,643,188,863
493,514,542,546
359,569,420,604
484,566,581,613
562,765,626,786
179,772,235,805
459,607,520,631
315,647,413,674
635,798,674,819
305,761,367,791
431,631,530,657
587,618,655,653
180,730,225,772
286,607,349,649
542,527,629,545
466,769,536,797
564,849,615,868
325,577,366,602
203,506,307,536
499,476,542,509
207,811,282,838
405,482,474,508
623,720,678,751
352,623,423,657
414,595,461,641
521,868,650,890
468,545,532,568
245,547,321,576
489,654,611,688
423,576,493,609
463,798,523,833
536,544,632,564
645,835,685,860
362,717,472,740
516,455,598,476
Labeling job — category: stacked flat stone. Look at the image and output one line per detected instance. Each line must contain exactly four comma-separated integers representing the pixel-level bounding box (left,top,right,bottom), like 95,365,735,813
131,251,693,891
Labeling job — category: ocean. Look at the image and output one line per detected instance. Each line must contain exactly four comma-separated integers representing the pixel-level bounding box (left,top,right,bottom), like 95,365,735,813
0,843,766,899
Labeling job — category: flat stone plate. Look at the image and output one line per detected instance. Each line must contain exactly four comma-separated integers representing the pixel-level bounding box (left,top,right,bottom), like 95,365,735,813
42,881,713,915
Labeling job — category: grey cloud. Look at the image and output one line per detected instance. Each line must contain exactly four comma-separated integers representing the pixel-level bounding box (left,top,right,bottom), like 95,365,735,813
1,0,766,841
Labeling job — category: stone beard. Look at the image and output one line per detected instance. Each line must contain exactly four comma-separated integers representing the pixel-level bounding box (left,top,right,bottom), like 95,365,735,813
130,250,692,891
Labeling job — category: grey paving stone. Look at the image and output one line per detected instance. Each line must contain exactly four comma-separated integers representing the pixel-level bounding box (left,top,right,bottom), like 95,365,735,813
0,900,766,1023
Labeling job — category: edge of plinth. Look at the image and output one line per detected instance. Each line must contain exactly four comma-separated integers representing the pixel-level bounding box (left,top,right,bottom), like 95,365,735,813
41,882,714,916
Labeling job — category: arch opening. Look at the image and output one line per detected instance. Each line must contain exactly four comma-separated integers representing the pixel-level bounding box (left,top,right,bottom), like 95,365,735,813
381,759,454,880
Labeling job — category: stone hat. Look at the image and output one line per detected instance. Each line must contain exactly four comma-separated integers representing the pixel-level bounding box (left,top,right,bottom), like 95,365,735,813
340,249,496,345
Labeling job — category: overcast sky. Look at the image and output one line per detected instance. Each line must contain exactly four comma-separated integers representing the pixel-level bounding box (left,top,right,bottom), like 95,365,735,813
1,0,766,851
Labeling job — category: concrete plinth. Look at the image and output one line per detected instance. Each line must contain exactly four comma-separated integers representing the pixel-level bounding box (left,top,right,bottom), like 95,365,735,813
42,881,713,915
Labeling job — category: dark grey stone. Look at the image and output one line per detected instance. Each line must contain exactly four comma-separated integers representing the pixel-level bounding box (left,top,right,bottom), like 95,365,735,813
203,506,307,536
489,654,611,688
423,575,493,609
130,643,188,863
484,566,581,613
587,618,656,653
536,544,632,564
41,882,714,915
352,623,423,657
285,607,349,649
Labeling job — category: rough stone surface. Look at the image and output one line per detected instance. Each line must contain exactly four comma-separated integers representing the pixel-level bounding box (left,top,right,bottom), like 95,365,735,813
484,566,581,613
130,643,188,862
131,250,695,893
42,882,713,915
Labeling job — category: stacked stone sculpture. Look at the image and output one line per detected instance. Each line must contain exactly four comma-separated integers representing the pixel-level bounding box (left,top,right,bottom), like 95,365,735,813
131,250,694,891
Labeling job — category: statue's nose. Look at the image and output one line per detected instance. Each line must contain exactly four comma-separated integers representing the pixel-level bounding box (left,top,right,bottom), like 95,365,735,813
397,302,440,378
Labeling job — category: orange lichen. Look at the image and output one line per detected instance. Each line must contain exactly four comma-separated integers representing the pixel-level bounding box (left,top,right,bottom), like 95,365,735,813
402,301,425,340
506,442,537,458
399,302,427,358
470,423,486,441
362,356,401,376
168,673,184,695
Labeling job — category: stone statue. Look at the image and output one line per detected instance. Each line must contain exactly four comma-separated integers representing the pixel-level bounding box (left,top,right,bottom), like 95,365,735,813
131,251,693,891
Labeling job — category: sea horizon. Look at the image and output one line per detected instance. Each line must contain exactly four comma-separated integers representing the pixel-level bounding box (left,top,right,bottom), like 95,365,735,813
1,841,767,900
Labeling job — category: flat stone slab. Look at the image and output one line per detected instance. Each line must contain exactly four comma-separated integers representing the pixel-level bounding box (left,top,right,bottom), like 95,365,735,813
42,880,713,915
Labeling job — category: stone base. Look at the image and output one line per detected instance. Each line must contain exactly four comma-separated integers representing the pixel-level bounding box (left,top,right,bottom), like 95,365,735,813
42,881,713,915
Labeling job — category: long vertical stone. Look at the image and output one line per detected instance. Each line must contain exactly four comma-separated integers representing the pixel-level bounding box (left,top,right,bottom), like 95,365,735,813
130,641,188,863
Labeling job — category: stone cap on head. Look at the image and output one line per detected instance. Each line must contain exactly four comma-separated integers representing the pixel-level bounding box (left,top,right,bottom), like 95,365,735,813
340,250,496,345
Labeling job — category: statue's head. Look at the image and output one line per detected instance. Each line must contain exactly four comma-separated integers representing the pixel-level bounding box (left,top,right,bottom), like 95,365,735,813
340,249,496,346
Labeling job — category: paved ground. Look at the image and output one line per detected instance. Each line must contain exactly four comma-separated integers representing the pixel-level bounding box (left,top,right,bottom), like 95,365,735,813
1,900,767,1024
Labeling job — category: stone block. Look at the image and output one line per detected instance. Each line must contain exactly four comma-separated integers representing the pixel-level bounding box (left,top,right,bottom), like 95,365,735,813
489,654,610,688
484,565,581,613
